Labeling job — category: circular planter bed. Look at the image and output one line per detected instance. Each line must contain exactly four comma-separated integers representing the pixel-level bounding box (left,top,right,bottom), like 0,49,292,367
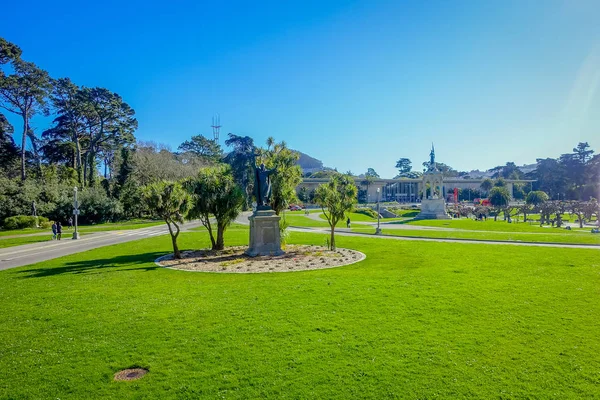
156,245,365,273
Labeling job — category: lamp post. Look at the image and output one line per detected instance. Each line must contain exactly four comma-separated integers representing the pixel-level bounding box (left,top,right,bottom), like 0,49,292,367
375,187,382,235
72,187,80,240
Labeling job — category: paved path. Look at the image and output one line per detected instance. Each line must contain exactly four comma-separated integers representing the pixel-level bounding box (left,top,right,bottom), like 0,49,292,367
1,214,597,273
237,211,599,250
0,221,203,271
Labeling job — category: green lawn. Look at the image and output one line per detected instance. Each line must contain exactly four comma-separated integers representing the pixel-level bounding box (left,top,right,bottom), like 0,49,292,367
402,218,592,233
0,220,162,237
0,227,599,398
374,227,600,245
0,234,60,248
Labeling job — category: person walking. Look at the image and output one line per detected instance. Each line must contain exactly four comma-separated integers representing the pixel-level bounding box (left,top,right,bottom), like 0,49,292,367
68,217,73,230
51,221,57,240
56,222,63,240
346,217,351,228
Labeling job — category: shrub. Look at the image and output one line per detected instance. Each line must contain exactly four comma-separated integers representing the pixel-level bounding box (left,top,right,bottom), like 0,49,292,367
2,215,48,230
355,208,378,219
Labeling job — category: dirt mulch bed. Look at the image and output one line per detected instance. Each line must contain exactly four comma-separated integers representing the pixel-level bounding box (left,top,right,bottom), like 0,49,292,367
114,368,148,381
156,245,365,273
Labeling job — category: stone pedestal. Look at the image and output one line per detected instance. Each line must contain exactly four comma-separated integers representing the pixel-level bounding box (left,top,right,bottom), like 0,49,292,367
416,198,451,220
246,209,284,257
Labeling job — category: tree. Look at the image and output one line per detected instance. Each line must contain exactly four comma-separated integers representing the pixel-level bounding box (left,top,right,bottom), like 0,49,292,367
573,142,594,164
516,203,532,223
494,177,506,187
142,181,190,258
257,139,303,215
0,37,22,67
224,133,256,209
361,174,375,203
0,60,52,180
0,112,18,167
395,158,412,175
185,164,244,250
314,173,357,250
77,87,137,186
488,186,511,221
530,158,565,198
568,201,587,229
480,179,493,196
365,168,379,178
178,134,222,164
45,78,87,182
526,190,549,207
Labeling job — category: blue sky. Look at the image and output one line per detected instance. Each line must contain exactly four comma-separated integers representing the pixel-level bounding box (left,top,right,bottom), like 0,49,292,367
2,0,599,178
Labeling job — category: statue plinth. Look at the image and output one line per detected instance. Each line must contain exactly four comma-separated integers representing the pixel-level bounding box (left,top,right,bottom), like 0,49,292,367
245,209,284,257
416,198,451,220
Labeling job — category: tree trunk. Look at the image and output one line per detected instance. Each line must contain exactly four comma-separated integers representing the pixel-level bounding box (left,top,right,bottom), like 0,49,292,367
166,220,181,258
203,216,216,249
75,137,83,185
20,114,27,181
215,224,225,250
330,226,336,250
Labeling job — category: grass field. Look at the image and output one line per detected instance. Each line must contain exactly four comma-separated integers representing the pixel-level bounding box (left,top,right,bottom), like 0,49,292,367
0,227,599,399
401,218,593,233
0,220,162,237
0,234,64,248
375,227,600,245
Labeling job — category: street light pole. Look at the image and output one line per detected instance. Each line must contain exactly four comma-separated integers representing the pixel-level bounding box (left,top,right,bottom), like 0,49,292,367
375,187,382,235
73,187,80,240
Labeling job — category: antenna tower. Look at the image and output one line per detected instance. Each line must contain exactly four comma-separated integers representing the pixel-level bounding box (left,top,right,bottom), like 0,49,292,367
211,114,221,143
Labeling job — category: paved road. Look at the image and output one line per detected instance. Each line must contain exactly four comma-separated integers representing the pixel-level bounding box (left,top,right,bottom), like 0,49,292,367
0,222,202,271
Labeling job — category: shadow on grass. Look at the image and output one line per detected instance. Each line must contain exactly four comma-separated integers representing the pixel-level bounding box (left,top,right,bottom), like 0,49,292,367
16,252,168,279
386,218,418,225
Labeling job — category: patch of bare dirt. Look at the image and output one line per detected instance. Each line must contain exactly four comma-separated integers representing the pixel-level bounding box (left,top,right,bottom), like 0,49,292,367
157,245,365,273
114,368,148,381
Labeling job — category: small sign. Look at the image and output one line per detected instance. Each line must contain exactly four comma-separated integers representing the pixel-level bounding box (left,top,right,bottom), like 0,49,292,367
73,210,80,215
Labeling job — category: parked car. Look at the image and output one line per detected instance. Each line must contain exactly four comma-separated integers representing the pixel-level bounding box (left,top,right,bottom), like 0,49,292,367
289,205,303,211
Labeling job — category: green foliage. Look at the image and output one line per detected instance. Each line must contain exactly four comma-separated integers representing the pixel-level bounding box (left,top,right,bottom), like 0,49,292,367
2,215,48,230
489,187,511,208
279,216,290,247
314,173,358,250
395,158,412,174
178,134,222,164
224,133,256,209
526,190,549,206
480,178,493,194
355,208,378,219
257,139,303,215
142,180,190,258
185,164,244,250
0,59,53,180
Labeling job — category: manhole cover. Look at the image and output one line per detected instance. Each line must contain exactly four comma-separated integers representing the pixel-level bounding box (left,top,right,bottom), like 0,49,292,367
114,368,148,381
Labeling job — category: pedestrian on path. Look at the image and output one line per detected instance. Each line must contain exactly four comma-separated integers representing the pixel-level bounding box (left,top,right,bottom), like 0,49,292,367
56,222,63,240
346,217,351,228
68,217,73,230
51,221,57,240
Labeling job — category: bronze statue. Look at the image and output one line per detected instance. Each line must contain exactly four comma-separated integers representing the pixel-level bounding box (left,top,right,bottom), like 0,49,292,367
254,163,275,209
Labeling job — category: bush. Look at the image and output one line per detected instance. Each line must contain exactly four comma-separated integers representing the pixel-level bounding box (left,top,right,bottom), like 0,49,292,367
2,215,49,230
355,208,379,219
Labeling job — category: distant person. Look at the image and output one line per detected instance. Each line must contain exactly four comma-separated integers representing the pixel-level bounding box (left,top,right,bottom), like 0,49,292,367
346,217,351,228
51,221,57,240
56,222,63,240
68,217,73,230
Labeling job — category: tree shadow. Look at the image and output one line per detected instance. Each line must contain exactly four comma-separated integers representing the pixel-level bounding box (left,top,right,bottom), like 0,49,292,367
16,252,167,279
